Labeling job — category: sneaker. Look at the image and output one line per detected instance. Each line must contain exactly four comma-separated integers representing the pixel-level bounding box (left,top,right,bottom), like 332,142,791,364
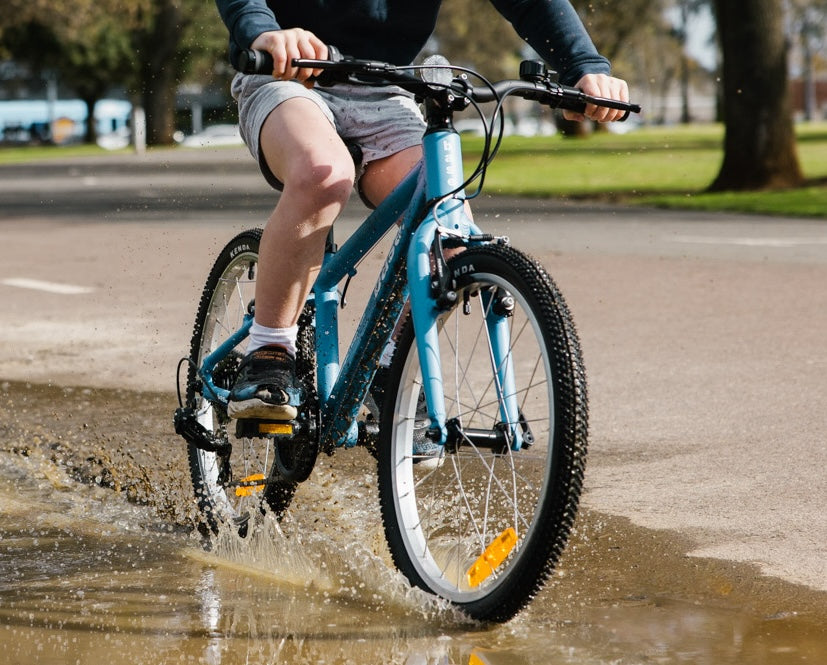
370,371,441,464
411,390,443,465
227,345,303,420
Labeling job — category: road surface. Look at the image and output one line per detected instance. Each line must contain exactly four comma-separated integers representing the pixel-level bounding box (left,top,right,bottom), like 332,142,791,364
2,147,825,600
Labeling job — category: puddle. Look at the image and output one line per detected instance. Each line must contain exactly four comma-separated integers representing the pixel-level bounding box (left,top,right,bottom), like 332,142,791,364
1,381,825,664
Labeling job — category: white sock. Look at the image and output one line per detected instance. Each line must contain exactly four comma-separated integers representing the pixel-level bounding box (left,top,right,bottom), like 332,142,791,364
379,339,396,368
247,322,298,357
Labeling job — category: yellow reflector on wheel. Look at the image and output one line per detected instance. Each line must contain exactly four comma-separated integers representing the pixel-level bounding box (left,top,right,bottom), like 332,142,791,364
259,422,293,435
466,527,517,588
235,473,265,497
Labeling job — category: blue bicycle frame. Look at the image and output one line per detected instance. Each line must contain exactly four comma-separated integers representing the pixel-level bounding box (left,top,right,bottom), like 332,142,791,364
199,126,525,452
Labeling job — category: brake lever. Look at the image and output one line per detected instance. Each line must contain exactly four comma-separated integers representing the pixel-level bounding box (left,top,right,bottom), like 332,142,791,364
292,57,397,74
290,57,379,87
519,61,641,120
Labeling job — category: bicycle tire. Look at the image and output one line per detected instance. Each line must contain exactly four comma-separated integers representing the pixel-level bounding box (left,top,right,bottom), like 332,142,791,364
186,229,310,533
376,244,588,622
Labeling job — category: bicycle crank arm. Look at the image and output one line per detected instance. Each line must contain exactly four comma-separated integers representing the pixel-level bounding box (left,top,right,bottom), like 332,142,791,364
174,407,232,456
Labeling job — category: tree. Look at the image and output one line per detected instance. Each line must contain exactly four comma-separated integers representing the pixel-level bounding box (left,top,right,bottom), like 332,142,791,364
1,0,146,143
562,0,663,135
131,0,189,145
569,0,663,65
433,0,525,78
129,0,229,145
2,0,227,146
710,0,803,191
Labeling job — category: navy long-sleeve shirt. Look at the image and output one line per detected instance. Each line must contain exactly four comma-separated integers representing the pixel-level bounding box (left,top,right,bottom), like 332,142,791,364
215,0,610,86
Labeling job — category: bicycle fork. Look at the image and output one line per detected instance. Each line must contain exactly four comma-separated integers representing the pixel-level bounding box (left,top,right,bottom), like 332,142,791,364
408,130,525,450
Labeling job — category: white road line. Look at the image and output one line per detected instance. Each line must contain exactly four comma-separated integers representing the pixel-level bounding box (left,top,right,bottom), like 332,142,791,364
671,235,827,248
1,278,95,295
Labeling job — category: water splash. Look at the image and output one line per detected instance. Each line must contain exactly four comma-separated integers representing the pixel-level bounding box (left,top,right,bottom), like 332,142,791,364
186,452,469,627
188,515,333,592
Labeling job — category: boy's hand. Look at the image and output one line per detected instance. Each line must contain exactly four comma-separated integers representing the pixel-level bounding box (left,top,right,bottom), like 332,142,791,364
250,29,327,86
563,74,630,123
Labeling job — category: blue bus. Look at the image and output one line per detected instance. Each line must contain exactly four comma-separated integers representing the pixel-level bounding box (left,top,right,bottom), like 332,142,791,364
0,98,132,145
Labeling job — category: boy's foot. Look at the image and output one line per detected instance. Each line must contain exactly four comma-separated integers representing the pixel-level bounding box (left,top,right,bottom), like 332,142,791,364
371,369,441,465
227,345,303,420
409,390,443,466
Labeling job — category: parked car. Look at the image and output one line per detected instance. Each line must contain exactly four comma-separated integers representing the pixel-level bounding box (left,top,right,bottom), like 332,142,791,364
606,114,643,134
514,117,557,137
179,124,243,148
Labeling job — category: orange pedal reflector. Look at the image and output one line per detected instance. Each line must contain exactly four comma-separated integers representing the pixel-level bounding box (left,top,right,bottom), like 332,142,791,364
235,473,266,497
466,527,517,588
468,653,491,665
258,422,293,435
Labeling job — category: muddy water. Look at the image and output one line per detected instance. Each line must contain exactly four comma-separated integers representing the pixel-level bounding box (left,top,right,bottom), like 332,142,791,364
1,381,825,664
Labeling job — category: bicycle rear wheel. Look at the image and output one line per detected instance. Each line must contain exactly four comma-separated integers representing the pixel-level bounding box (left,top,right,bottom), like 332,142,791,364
186,229,299,533
377,244,588,622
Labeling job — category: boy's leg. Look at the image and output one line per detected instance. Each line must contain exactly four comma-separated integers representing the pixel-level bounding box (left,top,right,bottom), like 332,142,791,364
255,97,355,329
229,96,354,420
359,145,422,207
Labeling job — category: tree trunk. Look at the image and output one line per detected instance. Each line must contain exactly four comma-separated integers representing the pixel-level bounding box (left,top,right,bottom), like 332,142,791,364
678,3,691,124
709,0,803,191
802,29,815,122
556,115,592,138
142,64,178,145
136,0,184,146
82,96,98,145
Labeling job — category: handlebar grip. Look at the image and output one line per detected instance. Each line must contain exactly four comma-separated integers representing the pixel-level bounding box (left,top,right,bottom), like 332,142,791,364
564,102,633,122
237,46,343,75
238,49,273,74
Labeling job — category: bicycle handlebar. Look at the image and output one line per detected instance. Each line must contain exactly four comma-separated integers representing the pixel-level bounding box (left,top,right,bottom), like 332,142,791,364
237,48,641,118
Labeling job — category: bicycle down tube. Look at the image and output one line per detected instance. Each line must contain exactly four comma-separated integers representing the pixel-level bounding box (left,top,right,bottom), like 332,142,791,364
311,162,423,450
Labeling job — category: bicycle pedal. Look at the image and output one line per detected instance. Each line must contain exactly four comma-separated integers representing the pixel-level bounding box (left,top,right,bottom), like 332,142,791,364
235,418,296,439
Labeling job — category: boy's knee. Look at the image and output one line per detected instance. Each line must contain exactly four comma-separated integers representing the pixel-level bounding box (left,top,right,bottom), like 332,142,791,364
279,149,354,214
299,156,354,205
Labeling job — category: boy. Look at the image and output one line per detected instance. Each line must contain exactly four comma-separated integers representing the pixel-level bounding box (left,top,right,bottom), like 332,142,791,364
215,1,629,420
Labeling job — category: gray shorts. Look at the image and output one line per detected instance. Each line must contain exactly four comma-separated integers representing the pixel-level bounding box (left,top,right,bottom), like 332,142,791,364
231,73,426,190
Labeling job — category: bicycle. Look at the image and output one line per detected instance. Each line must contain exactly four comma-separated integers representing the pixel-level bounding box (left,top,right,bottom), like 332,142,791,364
174,48,640,622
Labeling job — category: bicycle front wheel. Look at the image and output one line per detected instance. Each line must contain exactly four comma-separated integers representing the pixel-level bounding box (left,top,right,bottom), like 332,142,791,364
377,244,588,622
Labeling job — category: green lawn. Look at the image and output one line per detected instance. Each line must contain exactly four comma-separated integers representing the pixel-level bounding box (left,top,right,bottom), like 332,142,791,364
0,143,132,163
463,122,827,218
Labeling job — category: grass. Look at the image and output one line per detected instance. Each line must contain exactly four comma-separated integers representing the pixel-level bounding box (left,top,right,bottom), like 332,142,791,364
2,122,826,217
0,143,131,163
462,122,827,218
638,186,827,217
